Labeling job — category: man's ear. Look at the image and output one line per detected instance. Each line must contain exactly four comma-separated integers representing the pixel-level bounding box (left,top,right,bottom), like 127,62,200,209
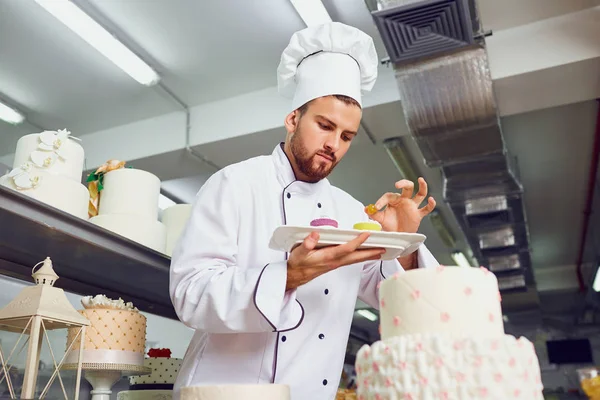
284,110,300,135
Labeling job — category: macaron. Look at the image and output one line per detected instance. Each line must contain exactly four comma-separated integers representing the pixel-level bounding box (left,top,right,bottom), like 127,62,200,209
310,218,339,228
353,221,382,231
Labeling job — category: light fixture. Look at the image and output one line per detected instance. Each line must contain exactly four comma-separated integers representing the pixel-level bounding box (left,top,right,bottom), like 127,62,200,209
356,309,378,322
593,266,600,292
289,0,332,27
383,137,420,187
0,101,25,125
429,210,456,248
158,193,177,211
451,251,472,268
33,0,159,86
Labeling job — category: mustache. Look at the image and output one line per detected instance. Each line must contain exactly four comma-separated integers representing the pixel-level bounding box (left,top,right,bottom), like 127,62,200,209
315,151,336,162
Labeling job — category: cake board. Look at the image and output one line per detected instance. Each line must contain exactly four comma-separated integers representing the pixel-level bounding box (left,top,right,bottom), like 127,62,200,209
62,363,151,400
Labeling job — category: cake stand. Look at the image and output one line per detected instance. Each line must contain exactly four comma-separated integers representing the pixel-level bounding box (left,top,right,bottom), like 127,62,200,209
63,362,151,400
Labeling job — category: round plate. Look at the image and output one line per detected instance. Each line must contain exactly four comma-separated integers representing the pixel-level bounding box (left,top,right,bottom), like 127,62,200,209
269,226,425,260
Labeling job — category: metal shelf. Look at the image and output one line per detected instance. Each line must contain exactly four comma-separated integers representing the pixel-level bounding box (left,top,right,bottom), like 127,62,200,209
0,185,176,320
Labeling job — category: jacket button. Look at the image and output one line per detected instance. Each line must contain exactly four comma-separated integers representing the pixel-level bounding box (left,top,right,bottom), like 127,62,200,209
281,336,287,342
322,379,328,386
318,333,324,340
286,193,291,199
324,289,329,295
317,203,322,208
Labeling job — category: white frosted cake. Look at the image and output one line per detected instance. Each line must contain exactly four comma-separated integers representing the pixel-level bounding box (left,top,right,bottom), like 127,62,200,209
89,167,167,252
161,204,192,256
65,295,147,367
355,267,544,399
117,348,182,399
181,384,290,400
0,130,88,218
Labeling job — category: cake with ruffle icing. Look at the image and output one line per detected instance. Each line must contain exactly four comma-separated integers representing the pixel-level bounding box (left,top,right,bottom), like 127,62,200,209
117,348,182,399
0,130,89,219
355,267,544,399
65,295,147,367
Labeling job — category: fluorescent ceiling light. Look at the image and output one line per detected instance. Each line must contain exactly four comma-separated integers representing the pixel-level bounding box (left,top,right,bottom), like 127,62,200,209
158,193,176,211
0,101,25,125
33,0,159,86
451,251,472,268
289,0,332,27
593,266,600,292
356,309,378,322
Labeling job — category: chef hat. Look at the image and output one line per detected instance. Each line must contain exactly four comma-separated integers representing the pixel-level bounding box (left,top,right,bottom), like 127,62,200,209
277,22,378,112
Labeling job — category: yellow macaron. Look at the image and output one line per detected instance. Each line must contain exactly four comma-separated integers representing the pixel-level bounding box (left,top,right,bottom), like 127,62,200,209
353,221,382,231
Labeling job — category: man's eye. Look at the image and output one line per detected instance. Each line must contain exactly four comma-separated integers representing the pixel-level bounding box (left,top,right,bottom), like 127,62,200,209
342,135,352,142
319,123,331,130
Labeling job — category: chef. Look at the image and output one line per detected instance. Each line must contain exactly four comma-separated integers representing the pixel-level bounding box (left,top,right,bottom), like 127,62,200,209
170,22,439,399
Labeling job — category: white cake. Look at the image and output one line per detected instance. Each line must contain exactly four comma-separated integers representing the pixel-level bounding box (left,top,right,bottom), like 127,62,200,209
118,348,182,399
180,385,290,400
161,204,192,256
355,267,544,399
0,130,88,219
89,168,167,252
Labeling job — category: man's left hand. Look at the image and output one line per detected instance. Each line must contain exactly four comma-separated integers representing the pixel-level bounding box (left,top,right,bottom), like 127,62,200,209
368,177,436,234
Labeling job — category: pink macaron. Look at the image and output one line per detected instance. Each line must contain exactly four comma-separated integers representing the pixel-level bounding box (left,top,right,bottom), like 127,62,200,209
310,218,339,228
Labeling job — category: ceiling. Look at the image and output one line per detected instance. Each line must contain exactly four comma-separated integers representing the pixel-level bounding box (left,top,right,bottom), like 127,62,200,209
1,0,599,151
1,0,600,332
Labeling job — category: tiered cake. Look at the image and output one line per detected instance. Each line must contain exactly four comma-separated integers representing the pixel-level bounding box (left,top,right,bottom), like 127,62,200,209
0,130,88,218
161,204,192,256
89,166,167,252
355,267,544,399
117,348,182,399
180,385,290,400
66,295,147,367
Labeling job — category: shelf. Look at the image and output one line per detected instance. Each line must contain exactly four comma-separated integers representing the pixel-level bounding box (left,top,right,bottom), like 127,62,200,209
0,185,176,320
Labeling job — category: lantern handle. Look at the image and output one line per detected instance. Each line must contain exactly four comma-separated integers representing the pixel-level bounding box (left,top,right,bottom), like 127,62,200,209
32,259,46,275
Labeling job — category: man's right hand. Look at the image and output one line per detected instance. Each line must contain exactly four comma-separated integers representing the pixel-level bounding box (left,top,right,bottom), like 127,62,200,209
285,231,386,291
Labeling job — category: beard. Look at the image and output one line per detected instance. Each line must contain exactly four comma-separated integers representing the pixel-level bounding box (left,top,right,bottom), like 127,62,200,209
289,122,339,183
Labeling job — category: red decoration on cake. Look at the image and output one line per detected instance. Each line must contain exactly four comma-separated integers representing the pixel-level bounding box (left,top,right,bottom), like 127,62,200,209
411,289,421,300
479,388,489,397
494,373,503,382
385,377,393,387
147,348,172,358
393,316,401,326
439,391,449,400
464,287,473,296
440,312,450,322
436,265,445,273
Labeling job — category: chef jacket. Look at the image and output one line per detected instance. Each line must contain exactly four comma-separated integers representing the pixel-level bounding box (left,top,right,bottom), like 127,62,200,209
170,143,439,399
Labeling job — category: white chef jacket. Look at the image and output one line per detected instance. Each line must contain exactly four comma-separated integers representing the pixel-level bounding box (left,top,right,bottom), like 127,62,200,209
169,143,439,400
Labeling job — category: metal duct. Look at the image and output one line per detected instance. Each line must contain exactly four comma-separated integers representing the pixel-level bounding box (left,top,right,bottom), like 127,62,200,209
368,0,538,300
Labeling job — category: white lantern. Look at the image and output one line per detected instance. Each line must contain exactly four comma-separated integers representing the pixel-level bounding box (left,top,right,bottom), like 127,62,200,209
0,257,90,399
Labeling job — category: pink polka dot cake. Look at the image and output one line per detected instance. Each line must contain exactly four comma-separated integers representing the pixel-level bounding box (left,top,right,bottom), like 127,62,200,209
310,217,338,228
355,267,544,399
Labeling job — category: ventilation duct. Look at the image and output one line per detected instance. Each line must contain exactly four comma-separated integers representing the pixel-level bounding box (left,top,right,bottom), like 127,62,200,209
368,0,538,303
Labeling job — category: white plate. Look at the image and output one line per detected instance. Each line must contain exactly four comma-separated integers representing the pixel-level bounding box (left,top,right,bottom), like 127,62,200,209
269,225,426,260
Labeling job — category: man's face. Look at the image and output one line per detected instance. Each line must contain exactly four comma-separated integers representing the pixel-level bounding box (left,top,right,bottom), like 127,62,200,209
287,96,362,183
